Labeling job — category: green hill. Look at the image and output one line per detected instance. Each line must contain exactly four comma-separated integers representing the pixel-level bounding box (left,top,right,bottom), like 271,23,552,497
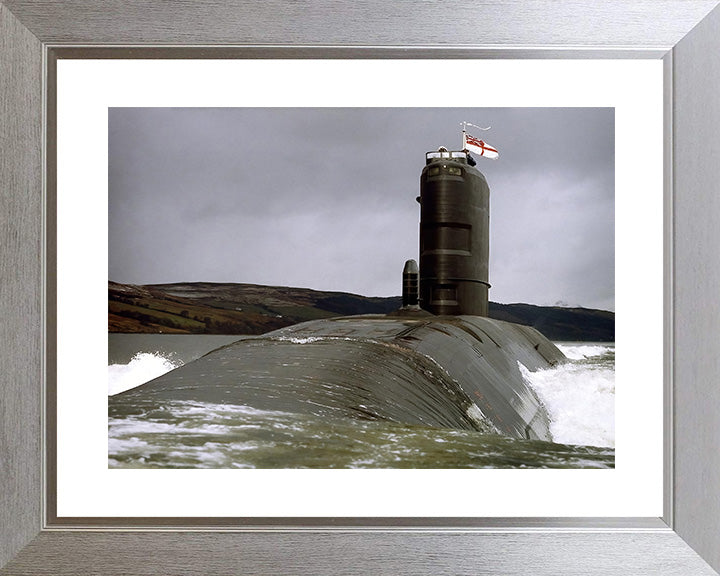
109,281,614,341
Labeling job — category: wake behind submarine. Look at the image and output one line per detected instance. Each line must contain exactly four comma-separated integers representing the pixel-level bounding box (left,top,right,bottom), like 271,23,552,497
110,141,567,442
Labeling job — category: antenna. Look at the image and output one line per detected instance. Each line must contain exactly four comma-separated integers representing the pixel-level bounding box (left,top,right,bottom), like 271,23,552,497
461,122,491,132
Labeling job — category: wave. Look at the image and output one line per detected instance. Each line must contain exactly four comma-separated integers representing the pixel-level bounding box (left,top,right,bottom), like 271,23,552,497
519,354,615,448
555,343,613,361
109,399,614,469
108,352,182,396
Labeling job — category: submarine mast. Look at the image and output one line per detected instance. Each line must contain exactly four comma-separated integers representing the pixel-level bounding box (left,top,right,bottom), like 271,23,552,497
418,146,491,316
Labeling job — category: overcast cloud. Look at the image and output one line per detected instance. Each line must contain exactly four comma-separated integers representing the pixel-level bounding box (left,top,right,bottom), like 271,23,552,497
109,108,614,311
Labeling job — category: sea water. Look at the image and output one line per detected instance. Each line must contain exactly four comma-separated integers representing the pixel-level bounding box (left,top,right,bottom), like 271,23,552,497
108,334,615,468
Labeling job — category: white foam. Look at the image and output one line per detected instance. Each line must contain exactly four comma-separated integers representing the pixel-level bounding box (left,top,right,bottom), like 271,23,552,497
107,436,149,454
519,359,615,448
274,336,358,344
275,336,322,344
556,344,612,361
168,401,294,420
108,419,180,435
108,352,182,396
108,416,232,437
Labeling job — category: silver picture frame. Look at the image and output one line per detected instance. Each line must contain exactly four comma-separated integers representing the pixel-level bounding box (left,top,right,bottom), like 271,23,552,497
2,1,720,574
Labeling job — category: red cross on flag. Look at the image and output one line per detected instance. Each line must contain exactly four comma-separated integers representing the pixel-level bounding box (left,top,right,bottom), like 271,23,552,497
463,132,500,159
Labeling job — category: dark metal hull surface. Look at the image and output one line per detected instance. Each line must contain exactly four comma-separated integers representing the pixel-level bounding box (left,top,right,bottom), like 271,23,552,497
110,315,565,442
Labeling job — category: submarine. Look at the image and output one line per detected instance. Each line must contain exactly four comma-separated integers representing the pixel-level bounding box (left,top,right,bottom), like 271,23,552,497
110,145,566,442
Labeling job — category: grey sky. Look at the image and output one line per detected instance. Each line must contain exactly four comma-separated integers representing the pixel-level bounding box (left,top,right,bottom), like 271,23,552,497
109,108,614,311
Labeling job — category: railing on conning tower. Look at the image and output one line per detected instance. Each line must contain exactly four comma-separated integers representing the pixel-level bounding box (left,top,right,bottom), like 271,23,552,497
425,150,469,162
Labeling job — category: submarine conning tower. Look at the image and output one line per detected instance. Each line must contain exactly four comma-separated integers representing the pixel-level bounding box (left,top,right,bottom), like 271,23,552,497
418,147,490,316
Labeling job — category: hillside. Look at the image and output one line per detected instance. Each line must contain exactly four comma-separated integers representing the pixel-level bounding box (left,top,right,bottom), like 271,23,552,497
108,281,401,335
109,281,614,341
488,302,614,342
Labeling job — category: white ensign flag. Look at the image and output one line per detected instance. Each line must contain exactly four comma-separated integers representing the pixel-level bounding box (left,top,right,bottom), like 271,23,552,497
463,132,500,159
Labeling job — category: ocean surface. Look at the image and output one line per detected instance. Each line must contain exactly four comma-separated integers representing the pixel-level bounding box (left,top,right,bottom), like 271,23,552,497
108,334,615,469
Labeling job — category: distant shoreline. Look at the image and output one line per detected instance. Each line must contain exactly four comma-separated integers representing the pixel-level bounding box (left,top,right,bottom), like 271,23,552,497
109,281,614,342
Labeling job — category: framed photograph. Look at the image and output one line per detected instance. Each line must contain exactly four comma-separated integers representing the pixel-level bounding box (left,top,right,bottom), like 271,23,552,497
62,61,650,520
2,2,720,575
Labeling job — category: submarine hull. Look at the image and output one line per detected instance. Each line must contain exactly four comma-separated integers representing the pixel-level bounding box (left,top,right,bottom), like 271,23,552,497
110,315,565,442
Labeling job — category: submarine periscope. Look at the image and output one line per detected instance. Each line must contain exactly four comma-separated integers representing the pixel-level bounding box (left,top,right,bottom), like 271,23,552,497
110,145,567,442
